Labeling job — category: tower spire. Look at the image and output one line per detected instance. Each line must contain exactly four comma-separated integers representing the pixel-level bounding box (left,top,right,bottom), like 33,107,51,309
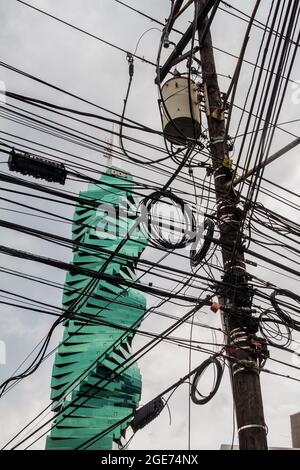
104,124,114,168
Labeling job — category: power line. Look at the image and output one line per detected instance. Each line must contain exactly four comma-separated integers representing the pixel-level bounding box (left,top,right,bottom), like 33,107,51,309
16,0,157,67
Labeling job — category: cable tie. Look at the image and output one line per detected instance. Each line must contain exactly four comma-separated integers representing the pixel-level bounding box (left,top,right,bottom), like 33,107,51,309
238,424,267,433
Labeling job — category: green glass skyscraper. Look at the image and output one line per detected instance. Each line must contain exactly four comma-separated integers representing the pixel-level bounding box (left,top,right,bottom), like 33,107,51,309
46,166,147,450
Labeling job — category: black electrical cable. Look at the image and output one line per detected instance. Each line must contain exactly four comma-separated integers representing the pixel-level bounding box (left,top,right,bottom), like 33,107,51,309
119,55,174,165
0,266,225,337
0,99,183,164
259,309,292,348
12,297,212,450
2,266,193,447
2,0,300,450
220,0,299,50
0,185,179,397
234,0,281,193
190,356,223,405
224,0,261,142
139,189,196,249
0,316,62,397
270,289,300,332
0,216,222,289
190,218,215,267
16,0,157,67
1,232,214,444
2,87,294,216
4,90,161,137
76,344,223,451
112,0,299,87
245,1,300,222
0,295,216,354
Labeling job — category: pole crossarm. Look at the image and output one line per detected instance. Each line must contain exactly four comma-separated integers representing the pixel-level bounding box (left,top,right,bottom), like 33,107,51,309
157,0,217,83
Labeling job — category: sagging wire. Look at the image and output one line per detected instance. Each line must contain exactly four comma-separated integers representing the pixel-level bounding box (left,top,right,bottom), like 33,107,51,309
119,53,174,165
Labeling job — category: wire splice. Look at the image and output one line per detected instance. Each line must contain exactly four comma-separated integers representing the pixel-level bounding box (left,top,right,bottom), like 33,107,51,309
131,397,165,433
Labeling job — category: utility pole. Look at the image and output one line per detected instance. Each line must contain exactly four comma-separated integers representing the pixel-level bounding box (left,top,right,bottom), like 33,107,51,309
197,0,268,450
158,0,268,450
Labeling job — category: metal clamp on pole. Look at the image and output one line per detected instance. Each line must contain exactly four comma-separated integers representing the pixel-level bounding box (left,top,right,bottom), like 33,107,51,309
238,424,267,434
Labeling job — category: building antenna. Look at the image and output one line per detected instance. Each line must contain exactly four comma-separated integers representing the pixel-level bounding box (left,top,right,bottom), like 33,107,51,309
104,124,115,167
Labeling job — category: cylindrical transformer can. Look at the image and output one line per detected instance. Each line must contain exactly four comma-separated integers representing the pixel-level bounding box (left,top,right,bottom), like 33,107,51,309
161,77,201,145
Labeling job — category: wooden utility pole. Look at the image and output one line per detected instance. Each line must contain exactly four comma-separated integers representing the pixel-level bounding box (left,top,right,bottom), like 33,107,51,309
197,0,268,449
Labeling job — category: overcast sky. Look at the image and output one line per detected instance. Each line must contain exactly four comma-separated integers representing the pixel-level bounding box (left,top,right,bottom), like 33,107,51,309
0,0,300,451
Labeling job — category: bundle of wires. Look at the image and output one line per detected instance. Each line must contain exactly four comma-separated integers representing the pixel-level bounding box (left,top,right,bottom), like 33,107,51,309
190,355,224,405
138,189,196,249
259,309,292,348
270,289,300,333
190,217,215,268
